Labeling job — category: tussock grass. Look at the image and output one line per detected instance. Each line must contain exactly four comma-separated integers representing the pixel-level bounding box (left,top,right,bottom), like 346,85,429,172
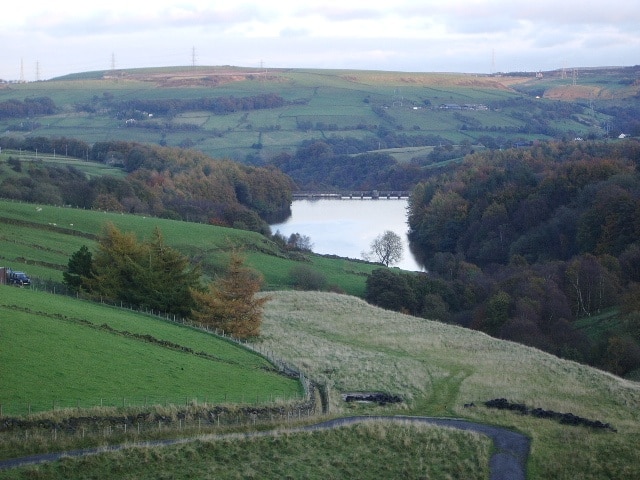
0,421,490,480
257,291,640,479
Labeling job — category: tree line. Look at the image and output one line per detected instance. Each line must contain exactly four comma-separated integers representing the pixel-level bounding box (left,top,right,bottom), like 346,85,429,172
64,224,266,339
75,93,287,118
268,139,456,191
0,137,294,232
366,139,640,378
0,97,56,119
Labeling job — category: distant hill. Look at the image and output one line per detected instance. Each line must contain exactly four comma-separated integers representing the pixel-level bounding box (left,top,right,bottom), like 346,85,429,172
1,65,638,168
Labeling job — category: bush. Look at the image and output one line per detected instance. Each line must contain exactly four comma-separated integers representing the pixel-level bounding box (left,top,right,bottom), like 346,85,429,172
289,265,327,291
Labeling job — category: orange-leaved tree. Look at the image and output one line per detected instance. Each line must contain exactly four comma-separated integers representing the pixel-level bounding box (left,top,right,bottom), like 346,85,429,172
191,249,269,339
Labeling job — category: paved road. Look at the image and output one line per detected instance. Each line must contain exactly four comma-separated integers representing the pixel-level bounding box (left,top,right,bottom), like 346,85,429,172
0,416,530,479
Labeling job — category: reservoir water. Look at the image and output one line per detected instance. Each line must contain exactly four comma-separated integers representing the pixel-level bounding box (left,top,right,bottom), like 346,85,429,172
270,198,424,271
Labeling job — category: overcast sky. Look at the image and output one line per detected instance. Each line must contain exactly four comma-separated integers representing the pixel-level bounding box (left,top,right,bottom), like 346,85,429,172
3,0,639,81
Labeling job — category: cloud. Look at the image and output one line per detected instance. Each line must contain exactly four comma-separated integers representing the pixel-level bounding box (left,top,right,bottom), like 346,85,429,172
2,0,639,80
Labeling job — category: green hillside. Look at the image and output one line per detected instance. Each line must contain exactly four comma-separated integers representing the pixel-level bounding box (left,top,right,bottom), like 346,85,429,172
0,287,302,416
0,199,378,296
2,66,637,162
2,289,638,478
1,66,640,479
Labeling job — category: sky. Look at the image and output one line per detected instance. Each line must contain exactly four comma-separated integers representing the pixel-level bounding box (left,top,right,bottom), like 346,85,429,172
2,0,639,81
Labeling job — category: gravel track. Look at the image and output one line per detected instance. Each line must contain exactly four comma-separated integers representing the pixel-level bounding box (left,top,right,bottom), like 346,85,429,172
0,416,529,479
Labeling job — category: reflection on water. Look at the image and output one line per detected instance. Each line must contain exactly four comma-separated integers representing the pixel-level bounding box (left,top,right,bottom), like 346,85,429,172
270,198,424,271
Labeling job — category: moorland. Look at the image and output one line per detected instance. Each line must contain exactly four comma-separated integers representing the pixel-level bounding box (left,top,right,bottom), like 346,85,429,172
1,65,640,478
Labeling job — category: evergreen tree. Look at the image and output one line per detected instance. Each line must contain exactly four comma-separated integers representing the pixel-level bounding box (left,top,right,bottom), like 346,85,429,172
62,245,94,292
89,223,200,316
135,227,201,317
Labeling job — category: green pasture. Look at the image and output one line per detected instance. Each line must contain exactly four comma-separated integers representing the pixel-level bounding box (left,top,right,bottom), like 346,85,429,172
2,66,611,161
0,199,374,295
0,287,302,415
0,151,126,178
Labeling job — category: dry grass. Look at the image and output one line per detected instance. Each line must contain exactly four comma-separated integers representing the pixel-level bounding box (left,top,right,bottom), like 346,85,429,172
257,291,640,478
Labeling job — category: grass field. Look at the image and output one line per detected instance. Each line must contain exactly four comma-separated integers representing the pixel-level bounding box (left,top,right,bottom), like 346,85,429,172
0,288,302,416
2,289,639,478
256,291,640,479
0,421,491,480
1,66,620,161
0,199,378,295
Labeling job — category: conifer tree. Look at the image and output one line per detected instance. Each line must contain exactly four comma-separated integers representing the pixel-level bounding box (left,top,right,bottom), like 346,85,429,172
63,245,94,293
88,223,200,316
192,249,269,338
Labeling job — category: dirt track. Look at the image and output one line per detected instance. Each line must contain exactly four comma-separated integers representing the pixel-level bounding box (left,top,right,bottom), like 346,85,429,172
0,416,529,479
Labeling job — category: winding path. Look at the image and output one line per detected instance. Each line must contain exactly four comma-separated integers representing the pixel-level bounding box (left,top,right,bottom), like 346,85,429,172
0,416,530,479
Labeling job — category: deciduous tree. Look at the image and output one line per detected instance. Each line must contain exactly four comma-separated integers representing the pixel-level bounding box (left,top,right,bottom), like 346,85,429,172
192,250,269,339
364,230,404,267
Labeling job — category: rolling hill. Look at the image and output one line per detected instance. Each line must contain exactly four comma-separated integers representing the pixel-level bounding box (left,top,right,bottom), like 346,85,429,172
2,66,638,164
1,65,640,478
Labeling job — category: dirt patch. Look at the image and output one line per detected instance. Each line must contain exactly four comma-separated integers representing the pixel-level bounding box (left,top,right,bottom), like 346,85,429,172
543,85,605,100
104,68,274,88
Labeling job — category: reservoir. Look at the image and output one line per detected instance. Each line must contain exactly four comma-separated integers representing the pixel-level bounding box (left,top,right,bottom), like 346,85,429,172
270,198,424,271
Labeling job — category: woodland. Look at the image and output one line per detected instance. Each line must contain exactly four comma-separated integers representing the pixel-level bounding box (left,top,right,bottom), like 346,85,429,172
365,140,640,377
0,137,294,233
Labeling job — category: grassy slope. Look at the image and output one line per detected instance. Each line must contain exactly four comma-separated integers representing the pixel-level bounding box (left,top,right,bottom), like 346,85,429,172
1,202,639,477
0,422,491,480
0,199,377,296
2,67,624,161
0,288,302,415
258,291,640,479
4,289,637,478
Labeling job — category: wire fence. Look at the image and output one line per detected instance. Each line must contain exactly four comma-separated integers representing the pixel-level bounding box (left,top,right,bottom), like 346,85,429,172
3,280,318,418
0,401,319,445
0,390,307,418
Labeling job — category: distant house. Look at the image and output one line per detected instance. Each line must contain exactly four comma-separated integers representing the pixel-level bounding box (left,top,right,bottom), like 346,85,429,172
439,103,462,110
618,133,627,139
439,103,488,111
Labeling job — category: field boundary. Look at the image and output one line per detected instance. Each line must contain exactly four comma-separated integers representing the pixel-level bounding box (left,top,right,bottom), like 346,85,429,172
0,416,529,480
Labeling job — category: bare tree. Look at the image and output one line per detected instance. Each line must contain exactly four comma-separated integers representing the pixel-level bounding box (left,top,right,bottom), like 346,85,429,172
364,230,404,267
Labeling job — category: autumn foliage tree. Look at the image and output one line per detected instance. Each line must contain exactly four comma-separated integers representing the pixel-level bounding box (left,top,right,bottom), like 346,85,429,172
192,250,269,339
